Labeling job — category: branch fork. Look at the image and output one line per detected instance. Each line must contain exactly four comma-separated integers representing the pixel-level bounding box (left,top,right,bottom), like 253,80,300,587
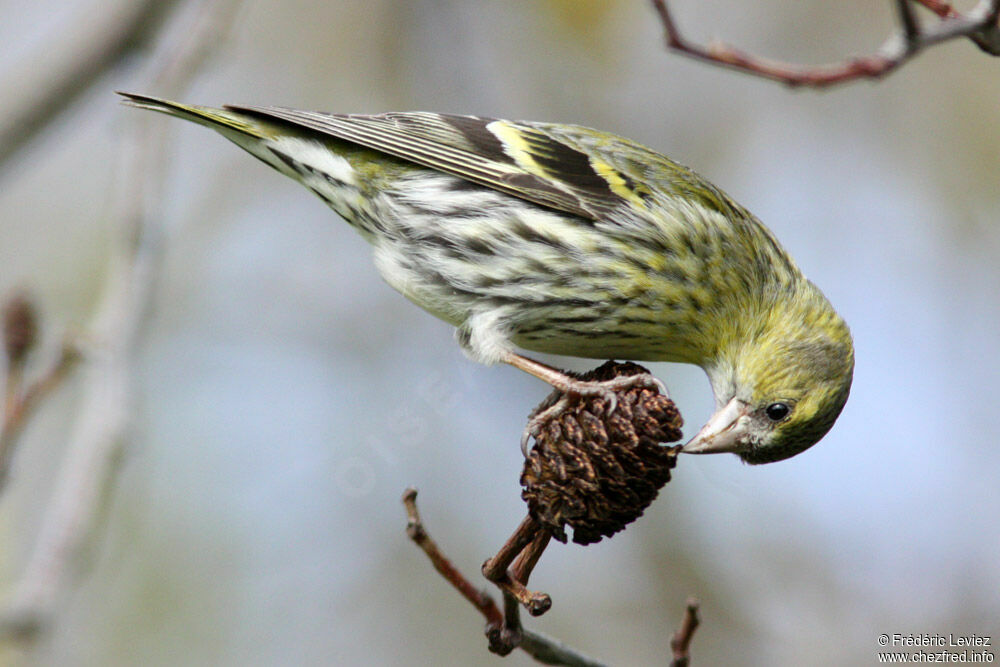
652,0,1000,88
401,361,695,664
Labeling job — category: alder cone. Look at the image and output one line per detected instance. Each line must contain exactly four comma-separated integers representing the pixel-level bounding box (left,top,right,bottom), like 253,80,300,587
521,361,683,545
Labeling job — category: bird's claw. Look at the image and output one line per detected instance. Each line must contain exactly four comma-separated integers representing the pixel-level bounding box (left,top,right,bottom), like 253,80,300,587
603,390,618,415
521,394,571,456
520,371,666,456
520,428,533,457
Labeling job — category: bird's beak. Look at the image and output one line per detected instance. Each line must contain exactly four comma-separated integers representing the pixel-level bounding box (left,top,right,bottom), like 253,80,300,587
682,397,751,455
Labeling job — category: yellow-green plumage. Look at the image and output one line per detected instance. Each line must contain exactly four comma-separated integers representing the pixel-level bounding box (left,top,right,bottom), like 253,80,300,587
119,92,853,464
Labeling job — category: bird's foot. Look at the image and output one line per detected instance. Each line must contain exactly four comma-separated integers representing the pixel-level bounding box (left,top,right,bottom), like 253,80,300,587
520,371,667,455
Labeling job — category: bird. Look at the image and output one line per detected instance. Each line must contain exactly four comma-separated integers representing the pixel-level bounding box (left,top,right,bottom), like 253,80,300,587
119,92,854,464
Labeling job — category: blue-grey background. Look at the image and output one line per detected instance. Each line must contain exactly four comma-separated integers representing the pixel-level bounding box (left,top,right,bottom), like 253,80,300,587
1,0,998,664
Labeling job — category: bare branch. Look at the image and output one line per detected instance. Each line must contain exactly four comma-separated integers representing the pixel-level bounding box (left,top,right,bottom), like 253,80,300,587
914,0,959,19
1,340,81,491
481,515,552,616
0,0,184,172
651,0,1000,88
0,0,243,641
669,598,701,667
402,488,503,627
896,0,922,46
517,629,607,667
1,292,82,491
402,488,607,666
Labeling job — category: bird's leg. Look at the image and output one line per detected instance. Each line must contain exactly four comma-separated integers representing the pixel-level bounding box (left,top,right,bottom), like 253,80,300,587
502,351,667,397
500,351,667,453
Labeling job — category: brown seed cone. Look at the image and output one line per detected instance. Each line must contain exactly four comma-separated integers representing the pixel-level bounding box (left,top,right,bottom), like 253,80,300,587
520,361,684,545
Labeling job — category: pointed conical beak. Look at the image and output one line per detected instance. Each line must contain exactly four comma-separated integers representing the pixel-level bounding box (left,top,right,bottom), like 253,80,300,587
682,397,751,455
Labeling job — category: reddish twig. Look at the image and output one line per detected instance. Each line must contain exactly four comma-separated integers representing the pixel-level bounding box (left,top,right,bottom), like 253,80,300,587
402,488,606,666
651,0,1000,88
481,515,540,582
510,528,551,587
402,488,504,628
1,296,81,490
669,597,701,667
481,515,552,616
1,343,80,467
914,0,959,19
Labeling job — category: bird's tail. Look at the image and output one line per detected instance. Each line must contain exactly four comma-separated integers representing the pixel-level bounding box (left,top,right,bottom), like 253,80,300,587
117,92,267,139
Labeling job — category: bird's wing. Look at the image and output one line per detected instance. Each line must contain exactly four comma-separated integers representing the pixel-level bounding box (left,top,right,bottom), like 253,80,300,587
225,106,644,221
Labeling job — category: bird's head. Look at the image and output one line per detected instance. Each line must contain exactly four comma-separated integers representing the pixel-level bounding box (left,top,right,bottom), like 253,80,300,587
683,282,854,464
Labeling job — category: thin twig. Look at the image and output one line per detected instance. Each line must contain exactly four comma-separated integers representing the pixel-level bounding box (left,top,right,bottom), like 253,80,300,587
896,0,922,45
506,528,553,617
402,488,607,666
914,0,958,19
0,0,243,642
669,597,701,667
500,592,523,651
0,342,81,490
481,515,541,582
651,0,1000,88
919,0,1000,52
510,529,551,586
481,515,553,616
518,629,608,667
402,488,503,627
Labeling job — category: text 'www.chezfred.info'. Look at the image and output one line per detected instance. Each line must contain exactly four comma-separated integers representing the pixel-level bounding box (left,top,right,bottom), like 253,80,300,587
877,634,993,663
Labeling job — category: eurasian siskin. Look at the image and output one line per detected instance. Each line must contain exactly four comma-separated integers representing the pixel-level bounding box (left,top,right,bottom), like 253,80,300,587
120,93,854,464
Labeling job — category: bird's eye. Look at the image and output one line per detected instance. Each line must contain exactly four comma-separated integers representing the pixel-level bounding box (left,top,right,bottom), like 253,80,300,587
765,402,791,421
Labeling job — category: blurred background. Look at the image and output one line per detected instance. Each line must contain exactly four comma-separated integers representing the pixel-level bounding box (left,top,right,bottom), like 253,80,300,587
1,0,998,664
